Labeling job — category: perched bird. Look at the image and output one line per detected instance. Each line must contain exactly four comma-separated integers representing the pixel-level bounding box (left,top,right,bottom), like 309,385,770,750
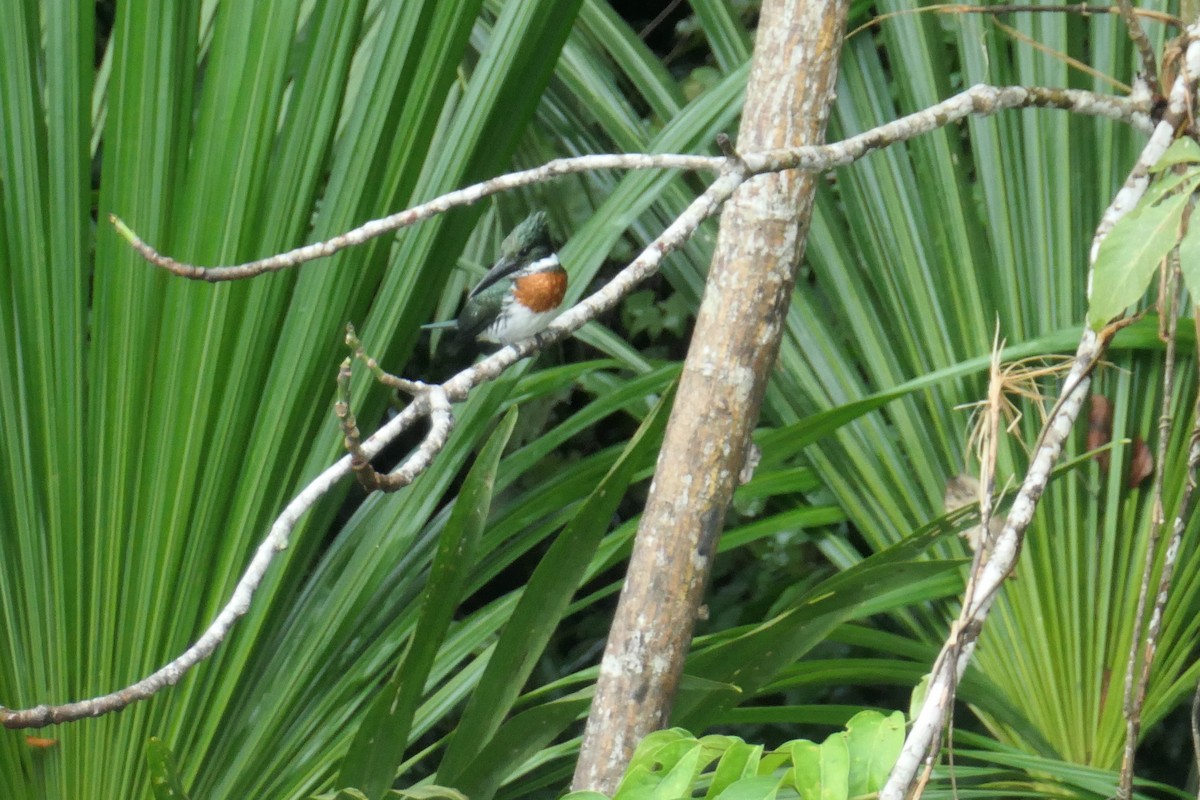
422,212,567,346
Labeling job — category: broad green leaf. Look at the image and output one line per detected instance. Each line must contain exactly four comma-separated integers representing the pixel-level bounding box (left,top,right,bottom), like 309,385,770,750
755,750,791,778
614,730,696,799
790,736,849,800
651,744,704,800
388,786,469,800
843,710,904,795
1088,176,1198,329
1178,220,1200,303
696,734,742,758
710,775,781,800
704,741,763,800
339,409,518,799
611,765,660,800
1148,138,1200,172
1133,167,1200,209
145,738,191,800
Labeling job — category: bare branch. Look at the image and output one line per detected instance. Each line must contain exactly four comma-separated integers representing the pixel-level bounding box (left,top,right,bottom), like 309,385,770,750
0,79,1159,729
110,87,1151,283
108,153,723,281
0,151,745,731
881,25,1200,800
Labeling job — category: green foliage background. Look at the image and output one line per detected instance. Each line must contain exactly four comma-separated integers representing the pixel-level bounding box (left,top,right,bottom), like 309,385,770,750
0,1,1196,798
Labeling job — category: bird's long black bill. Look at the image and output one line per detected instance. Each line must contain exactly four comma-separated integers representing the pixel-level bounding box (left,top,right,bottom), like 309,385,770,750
466,255,518,300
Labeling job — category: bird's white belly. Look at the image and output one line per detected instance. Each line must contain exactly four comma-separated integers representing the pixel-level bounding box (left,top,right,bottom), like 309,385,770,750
480,304,560,345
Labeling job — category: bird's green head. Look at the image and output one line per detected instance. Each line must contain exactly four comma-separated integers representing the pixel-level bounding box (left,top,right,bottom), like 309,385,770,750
467,211,556,300
498,211,553,265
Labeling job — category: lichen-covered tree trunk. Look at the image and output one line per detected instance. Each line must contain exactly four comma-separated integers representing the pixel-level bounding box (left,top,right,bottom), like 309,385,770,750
571,0,851,792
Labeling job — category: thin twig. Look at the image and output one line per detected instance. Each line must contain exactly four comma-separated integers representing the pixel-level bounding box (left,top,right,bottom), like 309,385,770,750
848,4,1185,44
989,16,1131,92
1192,675,1200,795
1116,259,1181,800
1119,0,1163,97
337,326,455,492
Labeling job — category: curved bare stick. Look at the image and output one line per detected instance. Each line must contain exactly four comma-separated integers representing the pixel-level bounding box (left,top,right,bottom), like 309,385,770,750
389,387,454,486
110,86,1151,283
344,382,456,493
108,153,723,281
0,161,744,729
881,26,1200,800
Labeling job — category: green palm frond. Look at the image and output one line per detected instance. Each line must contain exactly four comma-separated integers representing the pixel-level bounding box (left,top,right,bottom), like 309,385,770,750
3,2,1194,799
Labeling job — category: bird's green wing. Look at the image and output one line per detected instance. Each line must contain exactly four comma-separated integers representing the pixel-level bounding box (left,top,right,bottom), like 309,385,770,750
456,282,507,340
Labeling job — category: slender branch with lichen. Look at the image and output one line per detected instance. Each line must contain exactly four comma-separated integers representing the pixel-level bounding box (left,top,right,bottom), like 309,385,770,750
108,86,1150,283
0,83,1156,729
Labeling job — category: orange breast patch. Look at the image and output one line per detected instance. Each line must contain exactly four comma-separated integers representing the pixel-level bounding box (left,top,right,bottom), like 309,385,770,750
513,271,568,313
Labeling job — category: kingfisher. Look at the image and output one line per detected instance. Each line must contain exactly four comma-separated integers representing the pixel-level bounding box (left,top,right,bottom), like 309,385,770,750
422,211,567,347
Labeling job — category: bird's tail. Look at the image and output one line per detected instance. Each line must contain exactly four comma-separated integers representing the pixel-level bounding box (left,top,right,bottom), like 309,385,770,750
419,319,474,382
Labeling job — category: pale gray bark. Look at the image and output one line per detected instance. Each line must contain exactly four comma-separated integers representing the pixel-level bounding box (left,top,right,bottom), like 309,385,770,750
571,0,851,792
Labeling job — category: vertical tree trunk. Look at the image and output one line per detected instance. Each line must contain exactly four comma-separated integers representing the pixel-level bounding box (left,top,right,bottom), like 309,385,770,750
571,1,850,793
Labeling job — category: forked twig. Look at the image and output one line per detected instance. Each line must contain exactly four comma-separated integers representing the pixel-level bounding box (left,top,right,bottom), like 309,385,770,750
337,326,455,492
